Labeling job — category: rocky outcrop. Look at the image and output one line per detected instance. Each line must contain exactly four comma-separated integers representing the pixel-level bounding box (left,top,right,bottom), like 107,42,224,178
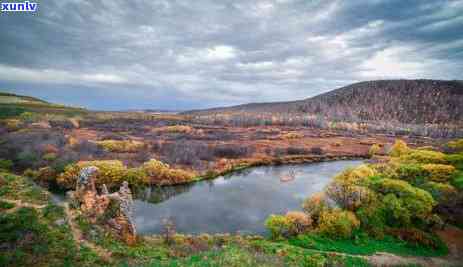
67,166,137,245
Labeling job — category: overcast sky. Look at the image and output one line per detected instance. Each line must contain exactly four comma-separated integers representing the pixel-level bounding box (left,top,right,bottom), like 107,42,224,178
0,0,462,110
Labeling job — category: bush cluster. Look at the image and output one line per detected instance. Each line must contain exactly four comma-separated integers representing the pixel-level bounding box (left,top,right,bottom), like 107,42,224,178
267,138,463,247
318,209,360,239
368,144,381,157
389,139,410,157
280,132,303,139
400,150,447,164
159,125,193,134
265,211,312,239
422,164,455,183
96,140,145,153
57,159,196,189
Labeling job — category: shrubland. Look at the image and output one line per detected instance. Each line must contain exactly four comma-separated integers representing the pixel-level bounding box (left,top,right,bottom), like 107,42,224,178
266,138,463,256
56,158,196,189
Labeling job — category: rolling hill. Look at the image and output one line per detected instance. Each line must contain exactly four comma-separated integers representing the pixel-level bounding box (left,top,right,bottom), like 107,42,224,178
0,91,87,118
185,79,463,125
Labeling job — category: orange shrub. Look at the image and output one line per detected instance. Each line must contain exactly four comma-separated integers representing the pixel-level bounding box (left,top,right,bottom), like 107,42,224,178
285,211,312,234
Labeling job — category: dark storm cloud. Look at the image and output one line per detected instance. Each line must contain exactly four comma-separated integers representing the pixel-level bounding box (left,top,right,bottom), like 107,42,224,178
0,0,462,110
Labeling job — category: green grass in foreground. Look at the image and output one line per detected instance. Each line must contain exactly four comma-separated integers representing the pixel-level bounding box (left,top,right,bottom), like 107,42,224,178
0,200,15,211
0,172,449,267
0,206,103,267
287,232,447,257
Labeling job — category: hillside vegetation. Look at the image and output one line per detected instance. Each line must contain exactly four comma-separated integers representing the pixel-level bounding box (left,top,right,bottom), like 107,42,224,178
0,92,87,119
186,80,463,137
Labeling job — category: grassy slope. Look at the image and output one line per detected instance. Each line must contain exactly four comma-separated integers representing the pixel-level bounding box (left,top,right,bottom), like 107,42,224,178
0,91,87,119
0,172,103,266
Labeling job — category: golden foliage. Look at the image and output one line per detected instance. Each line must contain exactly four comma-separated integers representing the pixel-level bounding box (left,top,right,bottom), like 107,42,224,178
57,160,127,189
389,139,410,157
96,140,145,153
57,158,197,189
159,125,193,134
422,164,456,183
142,159,195,184
285,211,312,233
3,119,22,131
368,144,381,157
302,192,329,222
400,150,447,164
318,209,360,239
280,132,303,139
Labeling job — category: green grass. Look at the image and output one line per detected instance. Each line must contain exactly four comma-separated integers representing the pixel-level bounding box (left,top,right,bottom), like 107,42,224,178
0,200,15,211
287,232,447,257
251,239,371,267
0,172,50,205
0,206,104,267
451,171,463,190
74,213,372,267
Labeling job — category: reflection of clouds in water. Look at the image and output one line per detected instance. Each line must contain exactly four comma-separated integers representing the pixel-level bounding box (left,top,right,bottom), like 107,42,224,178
134,160,363,235
251,169,266,176
212,177,227,185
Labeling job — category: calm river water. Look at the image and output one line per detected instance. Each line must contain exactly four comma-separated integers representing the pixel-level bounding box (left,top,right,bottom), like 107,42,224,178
133,160,362,235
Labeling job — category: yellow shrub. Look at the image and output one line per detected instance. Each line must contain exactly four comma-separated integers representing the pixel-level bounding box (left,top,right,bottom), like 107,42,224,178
389,140,411,157
281,132,303,139
160,125,193,133
400,150,447,164
142,159,195,184
302,192,330,222
318,209,360,239
369,144,381,157
333,165,376,186
3,119,22,131
422,164,456,183
57,160,127,189
96,140,145,153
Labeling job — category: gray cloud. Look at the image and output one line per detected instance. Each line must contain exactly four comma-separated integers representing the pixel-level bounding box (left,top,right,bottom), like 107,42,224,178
0,0,462,110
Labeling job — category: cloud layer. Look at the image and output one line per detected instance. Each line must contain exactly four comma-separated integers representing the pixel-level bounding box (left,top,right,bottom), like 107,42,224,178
1,0,462,110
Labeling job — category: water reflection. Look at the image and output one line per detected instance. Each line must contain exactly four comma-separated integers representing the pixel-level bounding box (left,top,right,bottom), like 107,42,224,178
134,160,363,235
135,184,193,204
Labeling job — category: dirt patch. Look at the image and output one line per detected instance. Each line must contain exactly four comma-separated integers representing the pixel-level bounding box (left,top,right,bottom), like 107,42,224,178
436,225,463,260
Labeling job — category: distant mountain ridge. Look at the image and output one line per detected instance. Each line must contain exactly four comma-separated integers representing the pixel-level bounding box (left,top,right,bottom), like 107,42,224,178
185,79,463,125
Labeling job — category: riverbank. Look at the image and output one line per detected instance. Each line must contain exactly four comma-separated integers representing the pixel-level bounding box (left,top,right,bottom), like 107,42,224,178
1,170,461,267
187,153,368,185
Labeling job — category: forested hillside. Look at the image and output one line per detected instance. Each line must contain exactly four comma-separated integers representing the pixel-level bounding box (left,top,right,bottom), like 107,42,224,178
185,80,463,137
